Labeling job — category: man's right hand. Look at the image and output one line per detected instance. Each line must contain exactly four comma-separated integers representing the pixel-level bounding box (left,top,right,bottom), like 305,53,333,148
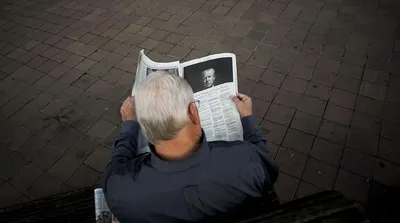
232,93,253,118
120,96,136,121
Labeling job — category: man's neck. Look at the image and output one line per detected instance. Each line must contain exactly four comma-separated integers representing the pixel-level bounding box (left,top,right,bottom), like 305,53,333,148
154,126,202,161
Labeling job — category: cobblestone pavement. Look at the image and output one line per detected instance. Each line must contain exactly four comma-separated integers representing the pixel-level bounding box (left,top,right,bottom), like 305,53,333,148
1,0,400,208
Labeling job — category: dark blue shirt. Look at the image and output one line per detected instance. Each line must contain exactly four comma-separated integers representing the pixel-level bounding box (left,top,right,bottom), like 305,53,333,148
101,116,279,223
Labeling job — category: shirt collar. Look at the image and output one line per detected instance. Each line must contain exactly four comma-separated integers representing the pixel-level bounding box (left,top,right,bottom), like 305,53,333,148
149,130,210,172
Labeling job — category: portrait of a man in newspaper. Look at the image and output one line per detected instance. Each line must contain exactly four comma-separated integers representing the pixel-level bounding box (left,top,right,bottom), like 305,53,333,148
183,57,233,93
202,68,216,89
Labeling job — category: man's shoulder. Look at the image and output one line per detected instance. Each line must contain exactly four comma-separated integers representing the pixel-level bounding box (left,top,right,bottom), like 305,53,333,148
208,140,261,159
209,140,255,149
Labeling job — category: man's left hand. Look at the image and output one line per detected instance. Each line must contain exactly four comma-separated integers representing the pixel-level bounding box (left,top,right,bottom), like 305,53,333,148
121,96,136,121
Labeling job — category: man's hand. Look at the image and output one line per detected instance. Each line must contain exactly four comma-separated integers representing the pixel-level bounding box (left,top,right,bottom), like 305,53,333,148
232,93,252,118
120,96,136,121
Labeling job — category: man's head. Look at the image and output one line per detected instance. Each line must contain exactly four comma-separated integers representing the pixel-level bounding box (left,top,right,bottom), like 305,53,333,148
135,72,201,144
202,68,216,88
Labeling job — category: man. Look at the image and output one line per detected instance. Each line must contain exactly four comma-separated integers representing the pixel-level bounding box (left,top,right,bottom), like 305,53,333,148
101,72,279,222
202,68,216,89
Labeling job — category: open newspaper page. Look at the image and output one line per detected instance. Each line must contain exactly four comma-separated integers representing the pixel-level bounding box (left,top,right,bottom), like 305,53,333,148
181,54,243,141
94,188,120,223
132,50,180,95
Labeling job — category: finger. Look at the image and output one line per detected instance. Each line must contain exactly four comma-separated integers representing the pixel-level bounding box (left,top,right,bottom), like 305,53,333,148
236,93,249,101
231,95,241,104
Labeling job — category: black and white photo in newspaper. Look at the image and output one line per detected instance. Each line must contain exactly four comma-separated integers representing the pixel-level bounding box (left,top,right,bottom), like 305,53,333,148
181,54,243,141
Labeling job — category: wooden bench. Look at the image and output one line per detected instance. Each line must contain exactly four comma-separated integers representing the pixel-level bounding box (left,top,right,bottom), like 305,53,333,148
0,187,368,223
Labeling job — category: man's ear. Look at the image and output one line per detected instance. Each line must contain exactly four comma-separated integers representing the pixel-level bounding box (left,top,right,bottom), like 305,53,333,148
188,103,201,125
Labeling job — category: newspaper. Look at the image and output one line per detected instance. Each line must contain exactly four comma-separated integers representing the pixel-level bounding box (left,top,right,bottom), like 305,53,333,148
94,188,120,223
132,50,243,142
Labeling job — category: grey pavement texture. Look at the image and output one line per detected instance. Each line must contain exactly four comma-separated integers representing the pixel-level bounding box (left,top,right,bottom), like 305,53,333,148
1,0,400,208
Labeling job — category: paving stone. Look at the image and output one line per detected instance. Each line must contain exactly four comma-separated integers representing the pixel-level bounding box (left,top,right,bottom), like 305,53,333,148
168,45,190,59
0,98,25,121
273,89,301,108
100,39,122,51
275,147,307,178
274,172,299,202
381,119,400,142
346,127,379,155
310,137,343,166
297,95,326,117
87,119,117,142
252,98,270,119
0,76,29,97
63,54,85,68
89,48,110,61
281,76,308,94
338,63,363,80
323,103,353,126
237,39,259,51
84,145,112,172
102,52,124,66
101,68,126,84
247,52,272,68
9,162,44,193
288,65,313,81
75,58,97,71
32,144,64,171
89,36,109,47
329,88,357,109
355,95,383,118
295,181,324,199
41,47,61,59
47,63,72,79
334,75,360,94
0,151,29,181
304,82,331,101
249,82,278,101
237,76,257,95
268,58,292,74
50,126,81,152
302,158,338,190
374,159,400,187
17,134,48,161
341,147,375,178
0,183,24,208
359,81,386,101
88,62,113,77
238,63,264,81
311,69,336,87
27,172,63,199
260,120,288,145
363,69,389,86
260,69,285,87
265,103,295,126
282,128,314,155
154,42,175,54
291,111,321,135
317,119,348,145
351,112,381,135
66,164,101,189
37,59,60,74
335,169,370,203
103,128,120,148
101,85,127,102
378,138,400,165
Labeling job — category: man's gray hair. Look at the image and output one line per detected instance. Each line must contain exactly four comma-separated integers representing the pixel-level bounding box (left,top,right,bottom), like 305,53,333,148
135,71,194,143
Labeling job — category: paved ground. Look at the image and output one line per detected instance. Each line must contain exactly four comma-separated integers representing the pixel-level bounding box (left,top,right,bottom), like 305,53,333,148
1,0,400,208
